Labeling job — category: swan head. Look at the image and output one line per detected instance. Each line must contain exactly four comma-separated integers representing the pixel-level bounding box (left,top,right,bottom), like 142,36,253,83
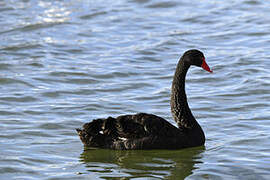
183,49,213,73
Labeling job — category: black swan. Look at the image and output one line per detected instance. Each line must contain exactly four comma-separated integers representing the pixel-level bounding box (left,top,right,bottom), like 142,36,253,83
76,49,212,150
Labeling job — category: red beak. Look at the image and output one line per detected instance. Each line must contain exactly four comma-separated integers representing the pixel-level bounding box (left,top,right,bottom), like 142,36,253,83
201,58,213,73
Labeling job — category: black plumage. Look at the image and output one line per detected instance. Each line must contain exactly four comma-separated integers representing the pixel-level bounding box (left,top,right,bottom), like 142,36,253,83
76,49,212,150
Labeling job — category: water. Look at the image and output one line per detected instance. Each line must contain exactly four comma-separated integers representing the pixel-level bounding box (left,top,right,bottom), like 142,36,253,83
0,0,270,179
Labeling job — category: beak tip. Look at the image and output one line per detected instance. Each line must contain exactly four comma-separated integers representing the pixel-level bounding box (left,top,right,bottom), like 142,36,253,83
201,59,213,73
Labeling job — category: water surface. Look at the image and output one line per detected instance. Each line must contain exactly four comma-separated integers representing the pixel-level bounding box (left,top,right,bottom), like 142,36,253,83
0,0,270,179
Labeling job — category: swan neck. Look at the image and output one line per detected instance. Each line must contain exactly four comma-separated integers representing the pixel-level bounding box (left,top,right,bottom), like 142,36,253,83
170,59,197,129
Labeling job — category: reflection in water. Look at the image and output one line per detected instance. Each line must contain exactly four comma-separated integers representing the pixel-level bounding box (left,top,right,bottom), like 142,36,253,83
79,147,205,179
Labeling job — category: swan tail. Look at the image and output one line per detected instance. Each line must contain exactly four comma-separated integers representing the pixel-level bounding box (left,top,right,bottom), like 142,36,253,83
76,117,118,148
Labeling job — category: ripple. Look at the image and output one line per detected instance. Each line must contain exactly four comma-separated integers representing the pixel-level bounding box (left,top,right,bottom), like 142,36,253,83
146,1,179,8
0,42,42,51
38,123,66,130
79,11,107,20
0,96,37,103
0,7,14,13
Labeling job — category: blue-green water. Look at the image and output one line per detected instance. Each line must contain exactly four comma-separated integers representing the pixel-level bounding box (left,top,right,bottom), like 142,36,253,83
0,0,270,179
